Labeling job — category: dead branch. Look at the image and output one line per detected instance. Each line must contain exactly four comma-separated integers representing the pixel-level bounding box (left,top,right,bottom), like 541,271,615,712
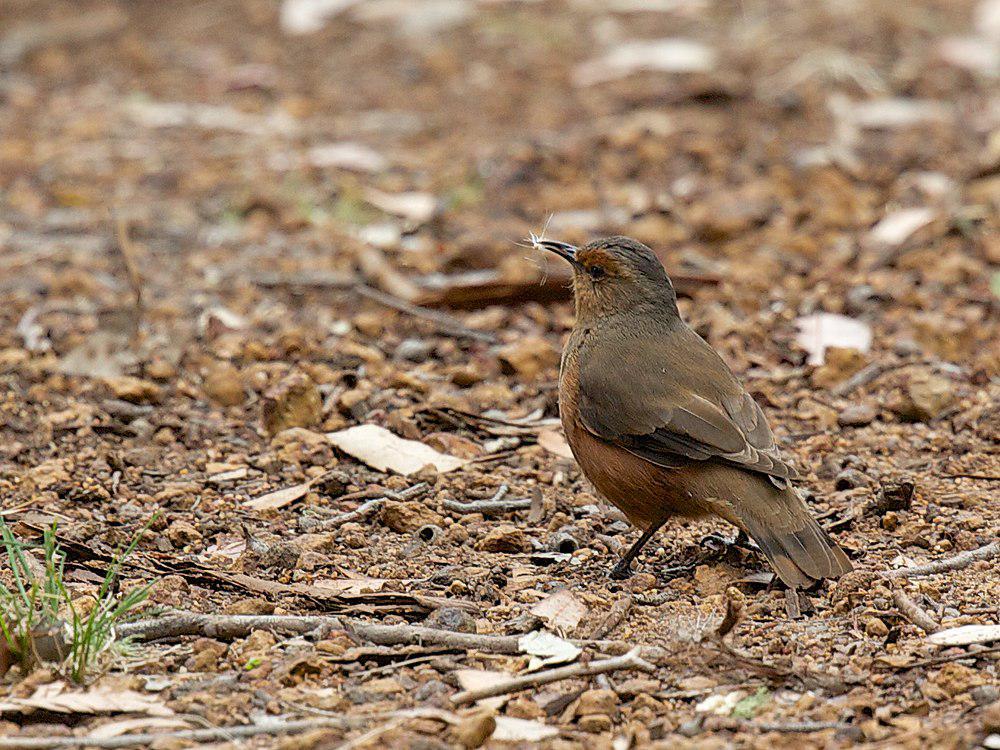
450,647,655,705
0,709,459,750
354,284,496,343
883,539,1000,579
443,485,532,514
311,499,385,531
249,271,495,343
892,589,940,633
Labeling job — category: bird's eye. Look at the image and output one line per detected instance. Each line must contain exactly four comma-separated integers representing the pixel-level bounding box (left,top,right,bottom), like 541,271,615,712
587,265,606,280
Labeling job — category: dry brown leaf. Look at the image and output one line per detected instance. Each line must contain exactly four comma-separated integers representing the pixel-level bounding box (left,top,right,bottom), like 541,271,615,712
243,480,312,511
326,424,467,475
0,681,173,716
529,589,588,632
88,717,192,740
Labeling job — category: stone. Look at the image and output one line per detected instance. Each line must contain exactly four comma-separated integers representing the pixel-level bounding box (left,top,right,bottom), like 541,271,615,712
450,710,496,748
838,402,877,427
424,606,477,633
476,524,531,553
203,361,245,406
576,689,618,717
811,347,867,389
382,500,444,533
261,371,323,436
933,662,985,697
864,616,889,637
577,714,613,733
396,338,433,362
166,521,202,548
892,372,956,422
982,700,1000,732
104,376,162,404
223,598,275,616
834,468,870,490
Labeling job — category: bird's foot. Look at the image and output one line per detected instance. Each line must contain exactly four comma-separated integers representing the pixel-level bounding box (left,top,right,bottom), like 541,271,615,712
608,561,633,580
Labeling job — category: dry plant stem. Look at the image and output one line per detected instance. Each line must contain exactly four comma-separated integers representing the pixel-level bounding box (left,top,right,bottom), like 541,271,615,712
117,612,649,656
586,595,634,639
451,647,655,705
892,589,940,633
443,498,532,514
354,284,496,343
0,710,459,750
313,499,384,530
444,484,534,514
883,539,1000,578
250,271,495,343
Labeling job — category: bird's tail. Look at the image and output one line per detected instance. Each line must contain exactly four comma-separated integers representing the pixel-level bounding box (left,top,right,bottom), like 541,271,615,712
731,488,853,588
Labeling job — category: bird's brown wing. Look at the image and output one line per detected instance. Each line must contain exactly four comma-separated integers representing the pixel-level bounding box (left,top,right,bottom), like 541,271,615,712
576,325,798,484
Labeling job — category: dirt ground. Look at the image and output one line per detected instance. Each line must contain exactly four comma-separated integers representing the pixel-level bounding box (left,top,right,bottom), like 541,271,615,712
1,0,999,747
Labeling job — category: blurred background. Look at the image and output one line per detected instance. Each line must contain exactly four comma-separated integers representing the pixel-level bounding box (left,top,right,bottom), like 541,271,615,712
1,0,997,427
3,0,999,363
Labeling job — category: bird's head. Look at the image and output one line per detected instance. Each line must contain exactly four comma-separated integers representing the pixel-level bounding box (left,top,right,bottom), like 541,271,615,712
532,235,679,322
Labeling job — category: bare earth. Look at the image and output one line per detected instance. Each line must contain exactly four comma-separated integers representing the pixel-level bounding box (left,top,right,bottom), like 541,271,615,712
1,0,999,747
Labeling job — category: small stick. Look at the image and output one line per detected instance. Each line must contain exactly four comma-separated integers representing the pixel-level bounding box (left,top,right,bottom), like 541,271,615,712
354,284,496,344
586,595,634,639
0,710,458,750
883,539,1000,578
451,647,655,705
892,589,940,633
312,499,385,531
444,485,532,514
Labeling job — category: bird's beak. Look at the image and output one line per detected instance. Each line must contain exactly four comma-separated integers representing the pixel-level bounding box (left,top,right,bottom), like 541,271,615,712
529,234,580,266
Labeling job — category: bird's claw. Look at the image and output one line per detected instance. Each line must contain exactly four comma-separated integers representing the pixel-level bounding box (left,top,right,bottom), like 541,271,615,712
608,562,633,580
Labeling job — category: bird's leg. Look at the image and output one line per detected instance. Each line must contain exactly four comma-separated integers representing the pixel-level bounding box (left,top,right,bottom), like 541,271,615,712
609,520,666,580
659,529,754,582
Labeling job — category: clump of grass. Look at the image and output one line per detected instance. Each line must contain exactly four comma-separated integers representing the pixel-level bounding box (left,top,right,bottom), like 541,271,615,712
0,517,154,683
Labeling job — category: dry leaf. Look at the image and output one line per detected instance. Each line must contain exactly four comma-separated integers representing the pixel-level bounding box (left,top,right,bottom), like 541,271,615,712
326,424,467,475
867,207,936,248
529,589,587,632
307,142,388,172
0,682,173,716
574,38,716,86
519,630,581,670
536,429,574,459
455,669,511,710
88,717,192,740
491,716,558,742
243,480,312,511
794,313,872,366
926,624,1000,647
311,576,387,596
365,188,437,223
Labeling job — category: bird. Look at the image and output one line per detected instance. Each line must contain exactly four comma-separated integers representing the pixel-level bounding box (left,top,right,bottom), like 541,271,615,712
533,234,852,588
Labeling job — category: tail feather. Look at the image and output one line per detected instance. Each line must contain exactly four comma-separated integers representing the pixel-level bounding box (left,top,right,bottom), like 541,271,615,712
730,490,853,588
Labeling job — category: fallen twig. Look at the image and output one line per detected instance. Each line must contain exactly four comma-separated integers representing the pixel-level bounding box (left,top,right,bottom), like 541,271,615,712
451,647,655,705
0,710,458,750
883,539,1000,579
945,473,1000,482
311,499,385,531
892,589,940,633
354,284,496,344
705,717,849,733
250,271,495,343
443,485,532,514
